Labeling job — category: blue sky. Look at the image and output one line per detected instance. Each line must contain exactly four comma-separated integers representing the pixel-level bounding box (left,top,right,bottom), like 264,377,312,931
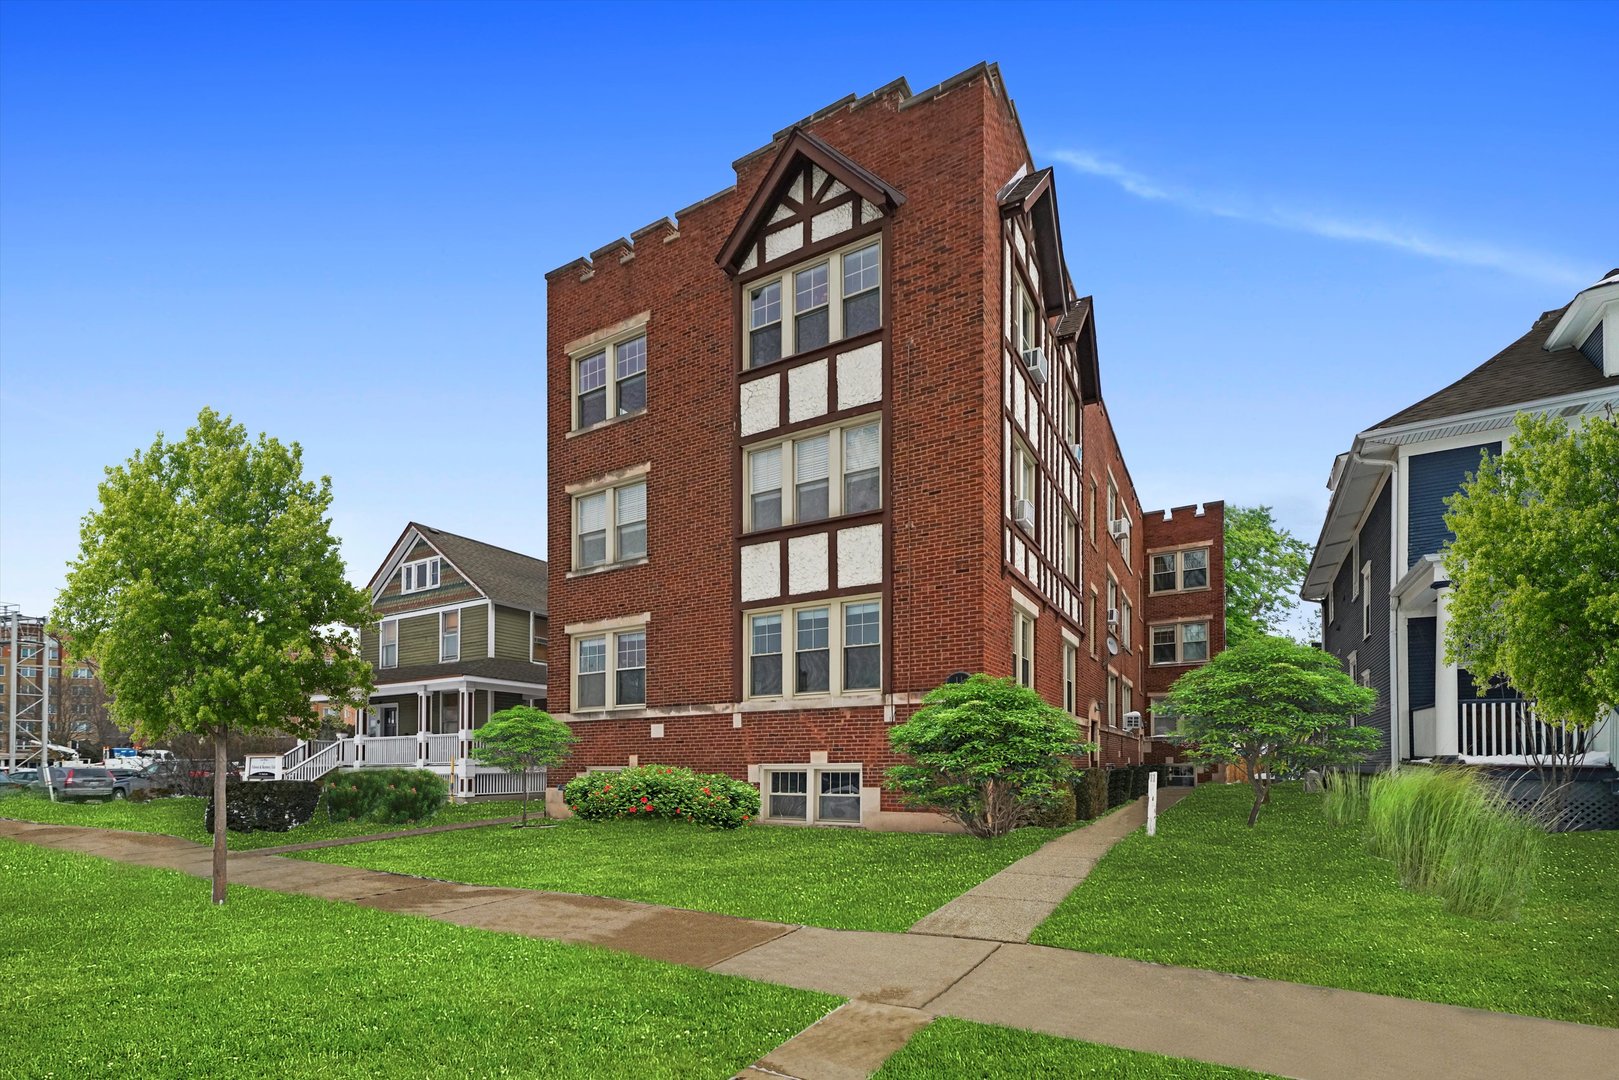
2,0,1612,615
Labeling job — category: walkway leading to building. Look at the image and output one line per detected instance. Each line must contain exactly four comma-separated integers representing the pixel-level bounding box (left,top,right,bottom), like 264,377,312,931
3,810,1615,1080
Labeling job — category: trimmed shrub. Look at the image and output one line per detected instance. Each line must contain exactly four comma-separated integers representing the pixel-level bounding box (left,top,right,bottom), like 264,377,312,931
323,769,448,825
1105,768,1133,808
563,765,760,829
1074,768,1109,820
204,780,321,833
1127,765,1151,798
1030,783,1077,828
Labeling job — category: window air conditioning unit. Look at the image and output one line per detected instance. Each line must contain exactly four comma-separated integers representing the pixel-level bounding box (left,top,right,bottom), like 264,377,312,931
1122,711,1143,732
1013,498,1035,531
1022,347,1049,386
1109,517,1132,540
1106,607,1120,627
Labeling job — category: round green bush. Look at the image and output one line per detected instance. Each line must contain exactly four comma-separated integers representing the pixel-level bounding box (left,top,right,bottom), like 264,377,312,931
562,765,759,829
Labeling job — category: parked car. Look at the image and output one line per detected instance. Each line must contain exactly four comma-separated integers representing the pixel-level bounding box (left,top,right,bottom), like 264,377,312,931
0,769,37,793
109,764,165,799
32,765,118,801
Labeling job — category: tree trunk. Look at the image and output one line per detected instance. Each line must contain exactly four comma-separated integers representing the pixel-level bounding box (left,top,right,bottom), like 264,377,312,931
1247,762,1267,827
520,766,529,827
212,728,228,904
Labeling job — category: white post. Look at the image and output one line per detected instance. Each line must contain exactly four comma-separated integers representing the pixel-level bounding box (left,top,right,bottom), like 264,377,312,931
1146,770,1158,836
1434,586,1460,758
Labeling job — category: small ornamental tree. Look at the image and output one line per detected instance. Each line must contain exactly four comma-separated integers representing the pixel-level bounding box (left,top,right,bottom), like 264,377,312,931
1443,411,1619,811
886,674,1096,838
469,706,577,825
50,409,374,903
1161,635,1380,826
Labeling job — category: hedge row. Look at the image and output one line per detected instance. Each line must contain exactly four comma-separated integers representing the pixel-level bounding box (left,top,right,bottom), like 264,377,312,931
324,769,448,824
204,780,321,833
563,765,759,829
1070,765,1177,819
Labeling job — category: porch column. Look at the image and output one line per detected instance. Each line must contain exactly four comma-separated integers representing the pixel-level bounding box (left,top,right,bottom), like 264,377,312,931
1434,586,1460,757
460,687,475,797
417,689,430,767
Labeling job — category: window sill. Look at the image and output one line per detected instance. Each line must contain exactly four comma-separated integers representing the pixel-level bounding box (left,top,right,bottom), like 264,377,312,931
740,327,883,380
743,509,883,541
568,704,648,717
567,557,650,580
1148,584,1212,597
567,409,647,439
744,690,882,708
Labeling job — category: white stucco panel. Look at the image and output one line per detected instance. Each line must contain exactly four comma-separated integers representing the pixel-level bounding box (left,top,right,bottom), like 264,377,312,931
740,374,780,436
1014,226,1027,262
827,179,847,199
837,524,883,587
769,203,794,225
740,248,757,273
836,342,883,409
860,200,881,223
811,165,827,192
787,358,829,423
810,202,853,243
787,532,830,595
740,542,781,602
789,173,805,203
765,226,804,262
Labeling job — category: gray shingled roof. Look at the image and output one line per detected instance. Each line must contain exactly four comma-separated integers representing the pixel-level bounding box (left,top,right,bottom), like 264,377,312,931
412,523,547,614
373,657,548,689
998,167,1051,209
1054,296,1093,339
1371,304,1615,431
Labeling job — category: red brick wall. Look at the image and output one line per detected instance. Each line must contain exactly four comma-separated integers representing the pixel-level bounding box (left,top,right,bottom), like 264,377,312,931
1140,501,1226,769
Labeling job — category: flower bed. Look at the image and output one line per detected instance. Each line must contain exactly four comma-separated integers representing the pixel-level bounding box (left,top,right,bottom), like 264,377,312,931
563,765,759,829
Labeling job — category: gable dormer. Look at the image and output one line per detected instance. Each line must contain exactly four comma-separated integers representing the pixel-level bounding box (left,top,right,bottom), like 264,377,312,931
1545,268,1619,378
368,525,486,616
718,129,905,279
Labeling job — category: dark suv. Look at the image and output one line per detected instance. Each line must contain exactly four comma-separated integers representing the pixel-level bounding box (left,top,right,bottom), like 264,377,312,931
34,765,118,801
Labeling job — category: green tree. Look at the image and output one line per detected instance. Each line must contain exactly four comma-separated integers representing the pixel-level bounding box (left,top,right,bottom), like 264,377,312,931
885,674,1096,838
469,706,578,826
1225,505,1313,645
50,409,373,903
1161,635,1379,826
1443,411,1619,804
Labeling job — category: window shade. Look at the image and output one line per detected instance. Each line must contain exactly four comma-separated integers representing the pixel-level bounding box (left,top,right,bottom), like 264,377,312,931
795,434,830,482
844,423,879,472
750,446,782,493
578,492,607,533
615,482,646,524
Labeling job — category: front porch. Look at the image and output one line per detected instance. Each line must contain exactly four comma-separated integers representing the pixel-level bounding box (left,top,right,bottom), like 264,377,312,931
278,676,548,798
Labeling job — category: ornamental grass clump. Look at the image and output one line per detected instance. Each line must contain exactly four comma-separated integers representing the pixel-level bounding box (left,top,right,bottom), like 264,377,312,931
1363,767,1540,920
562,765,760,829
1320,769,1371,827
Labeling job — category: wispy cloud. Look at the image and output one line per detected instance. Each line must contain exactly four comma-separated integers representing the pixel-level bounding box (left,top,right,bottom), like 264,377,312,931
1048,149,1588,288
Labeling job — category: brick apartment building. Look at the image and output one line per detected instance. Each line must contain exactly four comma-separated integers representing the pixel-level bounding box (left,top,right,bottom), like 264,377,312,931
545,63,1224,827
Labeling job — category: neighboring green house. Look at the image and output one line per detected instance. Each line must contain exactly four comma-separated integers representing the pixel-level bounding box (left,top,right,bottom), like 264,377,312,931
276,523,549,797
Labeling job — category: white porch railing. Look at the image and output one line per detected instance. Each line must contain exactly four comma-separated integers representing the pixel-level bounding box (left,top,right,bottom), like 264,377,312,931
358,735,420,766
425,733,460,765
470,769,545,797
284,739,354,782
280,739,334,774
1458,699,1588,758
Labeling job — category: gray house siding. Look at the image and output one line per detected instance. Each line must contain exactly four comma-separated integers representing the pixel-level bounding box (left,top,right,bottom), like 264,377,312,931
1406,617,1436,712
1323,480,1392,766
1406,442,1499,567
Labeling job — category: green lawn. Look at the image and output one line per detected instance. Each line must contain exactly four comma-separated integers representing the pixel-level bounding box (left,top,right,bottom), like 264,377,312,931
876,1018,1278,1078
0,791,519,849
294,817,1070,932
1031,783,1619,1027
0,839,837,1078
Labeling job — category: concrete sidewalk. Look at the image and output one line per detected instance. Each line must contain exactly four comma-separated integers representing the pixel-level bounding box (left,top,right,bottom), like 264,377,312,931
4,815,1615,1080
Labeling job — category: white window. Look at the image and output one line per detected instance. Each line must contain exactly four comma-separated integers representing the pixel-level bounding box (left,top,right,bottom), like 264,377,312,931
1325,592,1334,625
440,610,460,662
574,480,647,569
72,666,92,679
762,765,863,825
1013,609,1035,688
379,620,398,669
1361,562,1372,639
1351,538,1361,598
1063,642,1077,714
1016,280,1037,353
1120,599,1133,650
401,557,440,594
1012,440,1036,531
1122,680,1133,724
1063,512,1078,580
1151,621,1210,666
1107,672,1119,726
1347,650,1358,683
745,239,882,368
574,628,646,710
746,598,881,699
744,418,880,532
1064,387,1080,454
1151,548,1210,593
574,332,648,430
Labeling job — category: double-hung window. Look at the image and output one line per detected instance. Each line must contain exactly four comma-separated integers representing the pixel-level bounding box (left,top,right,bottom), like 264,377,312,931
401,557,440,594
1120,599,1133,650
574,628,646,710
379,620,398,669
440,610,460,662
1151,548,1210,593
745,240,882,368
746,598,881,699
1013,609,1035,688
1064,387,1080,455
744,419,880,531
1017,282,1036,353
575,332,648,429
1151,621,1210,665
574,480,648,569
1012,441,1036,532
1063,643,1077,714
1361,562,1372,639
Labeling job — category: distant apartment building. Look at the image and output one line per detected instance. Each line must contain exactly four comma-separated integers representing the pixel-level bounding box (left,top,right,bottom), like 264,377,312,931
2,611,120,767
544,64,1224,826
